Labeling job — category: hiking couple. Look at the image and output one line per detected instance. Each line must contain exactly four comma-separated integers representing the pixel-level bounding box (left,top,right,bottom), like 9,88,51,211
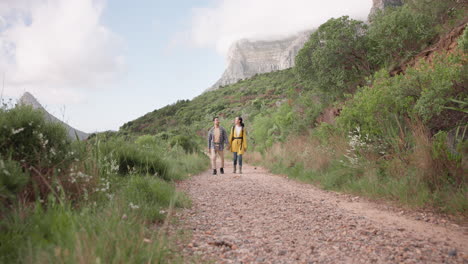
207,116,247,175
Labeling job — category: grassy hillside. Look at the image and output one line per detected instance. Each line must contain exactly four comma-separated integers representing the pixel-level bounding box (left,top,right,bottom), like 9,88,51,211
120,69,312,135
118,0,467,215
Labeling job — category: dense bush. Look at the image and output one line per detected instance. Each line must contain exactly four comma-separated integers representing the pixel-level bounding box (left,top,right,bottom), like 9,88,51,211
0,105,79,203
404,0,466,27
337,51,466,138
367,5,437,66
0,157,29,204
295,16,374,98
169,135,198,154
0,105,72,169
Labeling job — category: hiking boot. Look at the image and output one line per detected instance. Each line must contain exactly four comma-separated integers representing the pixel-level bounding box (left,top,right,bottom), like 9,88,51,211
213,169,217,175
233,165,237,173
220,168,224,174
239,166,242,174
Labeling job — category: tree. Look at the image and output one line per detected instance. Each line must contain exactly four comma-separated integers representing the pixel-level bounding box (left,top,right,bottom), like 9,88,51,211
367,5,436,67
295,16,374,99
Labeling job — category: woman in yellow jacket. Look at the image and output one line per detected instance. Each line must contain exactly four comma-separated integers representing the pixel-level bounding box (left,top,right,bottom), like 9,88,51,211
229,116,247,174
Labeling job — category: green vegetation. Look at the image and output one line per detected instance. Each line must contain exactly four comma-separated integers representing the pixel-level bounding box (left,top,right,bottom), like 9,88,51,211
1,2,467,262
118,0,467,215
367,4,437,66
295,16,374,99
0,105,209,263
120,68,313,138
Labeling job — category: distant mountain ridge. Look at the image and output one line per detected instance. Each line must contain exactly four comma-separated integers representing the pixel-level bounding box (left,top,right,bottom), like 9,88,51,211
207,30,312,91
18,92,89,140
207,0,403,92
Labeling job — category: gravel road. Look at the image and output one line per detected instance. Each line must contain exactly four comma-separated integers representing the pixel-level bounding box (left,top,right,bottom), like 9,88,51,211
172,163,468,263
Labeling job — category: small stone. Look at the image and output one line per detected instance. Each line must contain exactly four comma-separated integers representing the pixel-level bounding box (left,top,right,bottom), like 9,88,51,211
143,238,152,243
279,250,287,256
448,249,457,257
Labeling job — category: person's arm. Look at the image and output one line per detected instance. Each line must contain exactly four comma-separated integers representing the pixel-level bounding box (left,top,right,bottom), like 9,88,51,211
243,128,247,151
207,129,212,151
228,127,233,150
224,127,229,147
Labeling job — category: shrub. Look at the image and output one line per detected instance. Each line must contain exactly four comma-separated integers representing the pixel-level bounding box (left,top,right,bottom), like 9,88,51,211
338,52,466,138
458,28,468,53
0,157,29,205
99,139,171,179
169,135,198,154
295,16,374,98
251,113,280,153
412,53,466,124
0,105,72,169
0,105,80,202
367,5,437,66
337,70,406,138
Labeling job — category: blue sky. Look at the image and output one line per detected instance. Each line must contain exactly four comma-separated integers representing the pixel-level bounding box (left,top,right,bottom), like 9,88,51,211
68,0,226,132
0,0,371,133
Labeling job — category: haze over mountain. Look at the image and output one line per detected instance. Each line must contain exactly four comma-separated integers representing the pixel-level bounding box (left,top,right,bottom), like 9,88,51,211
18,92,89,140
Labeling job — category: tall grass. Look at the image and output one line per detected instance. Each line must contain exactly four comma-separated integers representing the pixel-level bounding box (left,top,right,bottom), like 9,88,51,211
0,105,210,263
248,118,467,215
1,176,188,263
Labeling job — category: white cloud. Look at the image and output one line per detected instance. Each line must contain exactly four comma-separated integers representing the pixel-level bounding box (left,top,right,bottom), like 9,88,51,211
189,0,373,55
0,0,124,104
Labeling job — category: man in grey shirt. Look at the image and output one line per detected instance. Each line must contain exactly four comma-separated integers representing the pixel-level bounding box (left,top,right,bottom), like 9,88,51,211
207,117,229,175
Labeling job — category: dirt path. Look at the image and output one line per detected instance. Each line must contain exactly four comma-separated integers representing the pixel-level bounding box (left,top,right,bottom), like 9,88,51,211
173,163,468,263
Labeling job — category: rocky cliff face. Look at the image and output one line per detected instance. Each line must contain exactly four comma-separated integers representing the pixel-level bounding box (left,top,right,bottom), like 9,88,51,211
368,0,403,18
18,92,89,140
208,0,403,92
207,30,312,91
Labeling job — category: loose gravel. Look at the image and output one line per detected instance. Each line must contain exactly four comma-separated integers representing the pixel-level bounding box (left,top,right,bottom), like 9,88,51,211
171,164,468,263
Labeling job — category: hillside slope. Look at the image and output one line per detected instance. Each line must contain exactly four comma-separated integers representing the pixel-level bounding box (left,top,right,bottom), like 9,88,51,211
121,69,311,136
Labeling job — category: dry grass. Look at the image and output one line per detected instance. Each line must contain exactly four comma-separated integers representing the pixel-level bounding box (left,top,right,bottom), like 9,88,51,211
249,133,346,172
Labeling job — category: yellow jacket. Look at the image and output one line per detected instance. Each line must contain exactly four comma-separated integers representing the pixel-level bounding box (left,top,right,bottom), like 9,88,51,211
229,126,247,154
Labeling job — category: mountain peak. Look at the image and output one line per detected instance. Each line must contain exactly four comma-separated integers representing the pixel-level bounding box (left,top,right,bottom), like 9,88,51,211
19,92,44,110
207,30,313,92
17,92,89,140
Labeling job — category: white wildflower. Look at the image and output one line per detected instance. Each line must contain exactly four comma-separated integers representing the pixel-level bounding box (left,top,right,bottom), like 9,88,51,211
11,127,25,135
129,202,139,210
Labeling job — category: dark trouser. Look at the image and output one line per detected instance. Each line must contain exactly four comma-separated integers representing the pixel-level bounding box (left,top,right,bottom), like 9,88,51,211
233,152,243,167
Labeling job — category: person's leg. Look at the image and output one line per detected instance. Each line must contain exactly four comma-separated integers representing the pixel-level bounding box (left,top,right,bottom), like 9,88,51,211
239,154,243,174
219,150,224,174
233,152,238,173
210,148,217,175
